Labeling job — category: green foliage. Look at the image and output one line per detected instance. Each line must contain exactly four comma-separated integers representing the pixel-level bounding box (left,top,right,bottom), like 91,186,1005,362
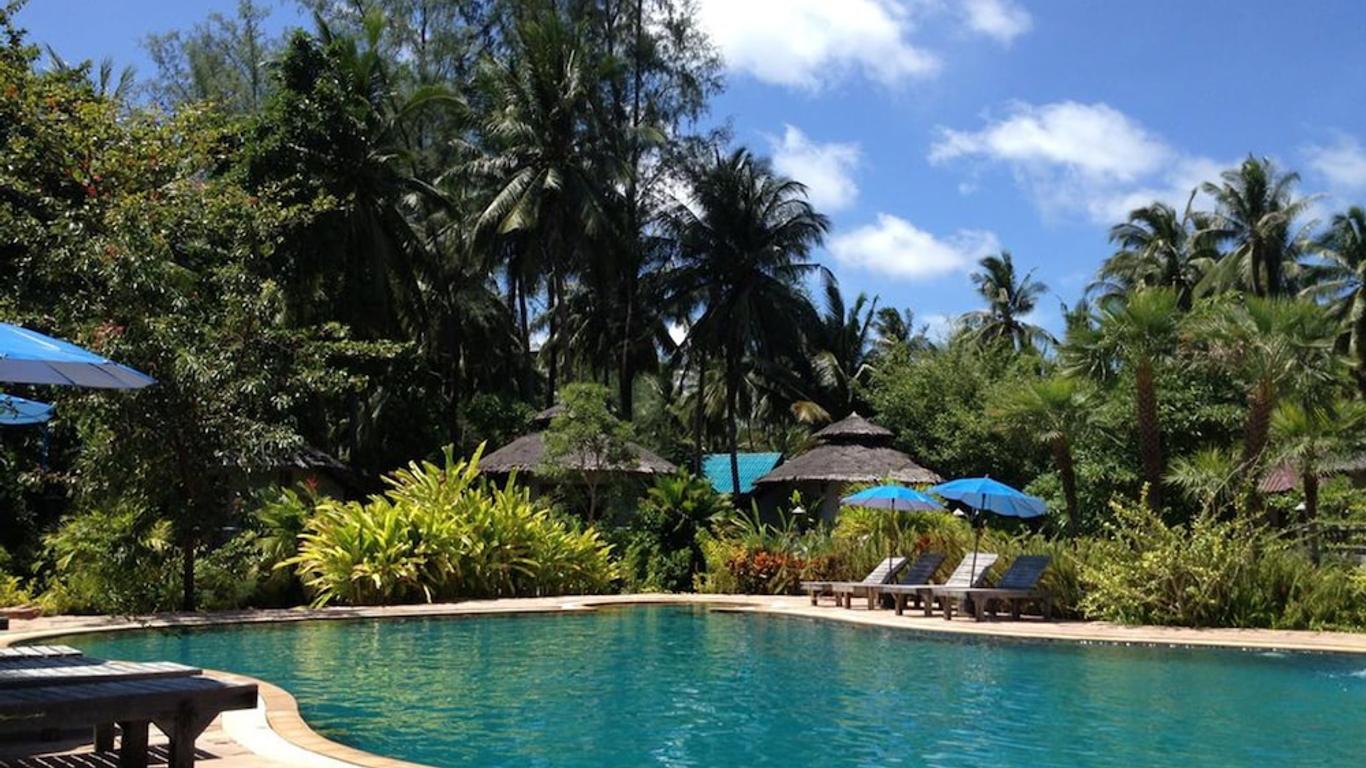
287,448,616,606
1079,495,1366,629
542,382,636,521
619,471,732,592
39,506,178,615
865,339,1045,485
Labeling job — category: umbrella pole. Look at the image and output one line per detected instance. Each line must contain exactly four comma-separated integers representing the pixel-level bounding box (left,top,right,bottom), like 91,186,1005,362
970,510,980,580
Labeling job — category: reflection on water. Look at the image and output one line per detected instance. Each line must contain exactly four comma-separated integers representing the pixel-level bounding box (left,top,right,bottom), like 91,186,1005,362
52,606,1366,767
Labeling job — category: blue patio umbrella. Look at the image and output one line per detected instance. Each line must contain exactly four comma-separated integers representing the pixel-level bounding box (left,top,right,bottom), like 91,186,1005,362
0,322,154,389
841,485,944,574
929,477,1047,576
0,394,54,426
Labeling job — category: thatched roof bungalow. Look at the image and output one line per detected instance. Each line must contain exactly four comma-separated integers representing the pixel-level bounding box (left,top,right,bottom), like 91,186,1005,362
478,406,677,480
755,412,941,520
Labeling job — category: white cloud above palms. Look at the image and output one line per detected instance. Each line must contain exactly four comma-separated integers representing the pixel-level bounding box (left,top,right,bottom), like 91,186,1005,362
829,214,1000,279
931,100,1230,223
769,125,861,212
961,0,1033,44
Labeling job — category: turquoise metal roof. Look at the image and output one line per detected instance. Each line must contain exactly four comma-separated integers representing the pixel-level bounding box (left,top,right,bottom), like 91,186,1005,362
702,452,783,495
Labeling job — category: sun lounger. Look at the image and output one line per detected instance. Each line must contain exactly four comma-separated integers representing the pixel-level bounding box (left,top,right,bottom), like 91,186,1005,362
932,554,1053,621
834,552,945,610
801,556,907,605
879,552,998,616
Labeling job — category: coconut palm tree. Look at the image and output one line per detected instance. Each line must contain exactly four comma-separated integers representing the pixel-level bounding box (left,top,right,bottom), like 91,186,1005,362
801,274,878,418
1192,297,1345,478
991,375,1093,536
471,10,608,405
1269,398,1366,552
1199,156,1315,297
1093,198,1217,309
872,306,933,354
963,251,1053,352
1065,288,1181,510
666,148,829,495
1304,206,1366,395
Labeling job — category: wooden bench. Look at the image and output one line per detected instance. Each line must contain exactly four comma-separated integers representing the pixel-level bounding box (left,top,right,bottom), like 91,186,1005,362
0,649,256,768
0,675,257,768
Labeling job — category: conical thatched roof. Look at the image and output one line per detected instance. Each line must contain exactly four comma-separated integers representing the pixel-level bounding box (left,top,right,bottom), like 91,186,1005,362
756,411,940,485
813,412,893,444
478,431,677,477
754,444,941,485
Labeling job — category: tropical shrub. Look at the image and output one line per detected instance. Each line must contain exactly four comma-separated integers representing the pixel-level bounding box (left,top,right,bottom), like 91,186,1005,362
287,447,616,606
38,506,179,614
619,471,732,592
1079,494,1366,629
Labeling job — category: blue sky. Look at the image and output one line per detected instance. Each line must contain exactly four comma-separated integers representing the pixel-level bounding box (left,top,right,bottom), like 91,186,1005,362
18,0,1366,338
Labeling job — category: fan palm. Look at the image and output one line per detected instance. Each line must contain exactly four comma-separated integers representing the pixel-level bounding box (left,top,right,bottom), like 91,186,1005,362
1093,198,1217,309
963,251,1053,352
1304,206,1366,395
1064,288,1181,510
990,375,1093,536
1269,398,1366,550
1192,297,1345,477
666,148,829,494
1199,156,1315,297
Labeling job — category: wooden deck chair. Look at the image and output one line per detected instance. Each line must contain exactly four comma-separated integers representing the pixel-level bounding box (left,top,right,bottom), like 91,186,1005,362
801,556,907,606
932,555,1053,621
879,553,998,616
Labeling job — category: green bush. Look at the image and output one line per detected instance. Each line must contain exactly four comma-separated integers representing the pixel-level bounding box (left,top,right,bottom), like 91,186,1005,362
1079,495,1366,629
286,447,617,606
618,471,732,592
39,505,179,614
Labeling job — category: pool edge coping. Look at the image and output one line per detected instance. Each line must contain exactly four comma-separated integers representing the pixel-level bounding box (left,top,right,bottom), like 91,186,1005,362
5,593,1366,767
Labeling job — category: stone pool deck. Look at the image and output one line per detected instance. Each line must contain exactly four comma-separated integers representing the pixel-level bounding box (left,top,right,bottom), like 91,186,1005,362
3,593,1365,767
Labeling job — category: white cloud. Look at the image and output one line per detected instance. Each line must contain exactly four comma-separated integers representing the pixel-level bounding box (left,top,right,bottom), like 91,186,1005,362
828,213,1000,279
695,0,939,89
769,125,861,212
1305,134,1366,191
930,100,1231,224
931,101,1170,182
961,0,1032,44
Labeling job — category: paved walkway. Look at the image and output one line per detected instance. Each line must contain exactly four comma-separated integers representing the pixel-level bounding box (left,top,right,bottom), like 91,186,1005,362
2,593,1364,767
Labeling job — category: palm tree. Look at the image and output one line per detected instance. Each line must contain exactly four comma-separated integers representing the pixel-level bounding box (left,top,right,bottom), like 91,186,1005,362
1269,398,1366,555
1065,288,1181,510
872,306,932,354
471,10,608,406
802,274,878,417
1192,297,1345,478
666,148,829,495
1305,206,1366,395
963,251,1053,352
991,376,1093,536
1199,156,1315,297
1093,199,1216,309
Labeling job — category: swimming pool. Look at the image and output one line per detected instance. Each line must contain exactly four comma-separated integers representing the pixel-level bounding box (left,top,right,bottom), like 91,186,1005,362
48,606,1366,767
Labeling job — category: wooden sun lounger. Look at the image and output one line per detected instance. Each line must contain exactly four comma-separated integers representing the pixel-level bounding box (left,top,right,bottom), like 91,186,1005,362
834,553,945,610
0,645,85,660
878,553,998,616
801,556,907,605
0,675,257,768
933,555,1053,621
0,657,200,688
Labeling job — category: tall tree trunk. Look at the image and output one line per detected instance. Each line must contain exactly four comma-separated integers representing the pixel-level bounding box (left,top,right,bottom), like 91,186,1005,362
1243,378,1275,466
1135,358,1164,511
1053,436,1080,538
517,275,533,400
1355,312,1366,398
1303,469,1320,563
546,275,559,408
181,539,196,612
726,365,741,496
692,346,707,474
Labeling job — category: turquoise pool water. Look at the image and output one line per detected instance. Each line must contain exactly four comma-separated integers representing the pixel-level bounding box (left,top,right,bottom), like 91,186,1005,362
50,606,1366,767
